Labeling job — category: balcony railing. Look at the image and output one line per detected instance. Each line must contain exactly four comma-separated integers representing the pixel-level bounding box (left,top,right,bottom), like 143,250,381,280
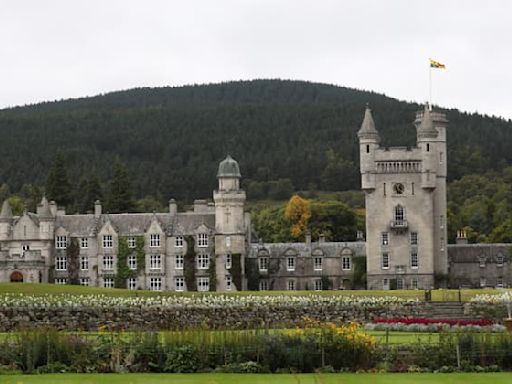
390,219,408,229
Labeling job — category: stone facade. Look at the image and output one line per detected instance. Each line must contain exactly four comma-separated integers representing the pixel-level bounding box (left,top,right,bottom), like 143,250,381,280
358,106,448,290
0,155,249,292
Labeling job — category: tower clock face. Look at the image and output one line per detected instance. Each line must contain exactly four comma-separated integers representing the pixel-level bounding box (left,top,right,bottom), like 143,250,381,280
393,183,405,195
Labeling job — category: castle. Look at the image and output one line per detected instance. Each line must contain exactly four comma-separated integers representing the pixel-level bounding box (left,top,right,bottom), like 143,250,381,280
0,107,508,290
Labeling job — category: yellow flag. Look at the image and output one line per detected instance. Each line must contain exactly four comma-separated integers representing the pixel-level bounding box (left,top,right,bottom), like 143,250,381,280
430,59,446,69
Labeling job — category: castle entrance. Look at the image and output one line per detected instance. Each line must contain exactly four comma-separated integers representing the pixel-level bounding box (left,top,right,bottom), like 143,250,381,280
10,271,23,283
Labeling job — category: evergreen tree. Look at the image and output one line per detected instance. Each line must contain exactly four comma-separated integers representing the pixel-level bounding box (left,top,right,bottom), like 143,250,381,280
107,159,133,213
77,174,103,213
45,153,72,207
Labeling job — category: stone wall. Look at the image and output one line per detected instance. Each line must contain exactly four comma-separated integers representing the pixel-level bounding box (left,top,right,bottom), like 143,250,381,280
0,303,423,331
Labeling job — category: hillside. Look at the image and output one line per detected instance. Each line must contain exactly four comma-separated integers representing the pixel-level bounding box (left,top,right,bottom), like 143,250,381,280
0,79,511,205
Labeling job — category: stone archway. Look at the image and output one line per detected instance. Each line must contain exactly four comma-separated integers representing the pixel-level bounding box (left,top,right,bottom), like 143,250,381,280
10,271,23,283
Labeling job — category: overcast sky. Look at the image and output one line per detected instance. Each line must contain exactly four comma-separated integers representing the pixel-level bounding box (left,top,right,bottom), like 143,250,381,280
1,0,511,119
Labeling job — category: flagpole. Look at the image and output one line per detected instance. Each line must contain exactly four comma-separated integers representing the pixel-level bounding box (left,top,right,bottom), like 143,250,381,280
429,61,432,110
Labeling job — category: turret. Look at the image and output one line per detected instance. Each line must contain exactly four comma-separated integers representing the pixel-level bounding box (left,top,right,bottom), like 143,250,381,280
0,200,13,239
414,106,448,188
214,155,245,234
213,155,247,291
358,106,380,190
37,196,55,240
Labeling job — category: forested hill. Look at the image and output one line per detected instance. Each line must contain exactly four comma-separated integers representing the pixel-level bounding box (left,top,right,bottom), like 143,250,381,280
0,79,511,205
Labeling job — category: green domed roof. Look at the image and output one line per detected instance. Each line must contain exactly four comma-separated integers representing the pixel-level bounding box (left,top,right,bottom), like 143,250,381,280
217,155,241,178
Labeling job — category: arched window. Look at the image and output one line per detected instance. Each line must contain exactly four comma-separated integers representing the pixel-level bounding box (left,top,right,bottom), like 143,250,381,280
395,205,405,223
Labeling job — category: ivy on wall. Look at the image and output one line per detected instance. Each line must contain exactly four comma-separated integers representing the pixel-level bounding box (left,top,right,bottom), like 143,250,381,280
115,237,145,289
208,254,216,292
245,258,260,291
231,253,242,290
66,238,80,285
184,235,197,292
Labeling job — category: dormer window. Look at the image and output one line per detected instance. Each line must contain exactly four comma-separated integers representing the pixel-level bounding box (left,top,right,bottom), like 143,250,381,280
56,236,68,249
103,235,113,249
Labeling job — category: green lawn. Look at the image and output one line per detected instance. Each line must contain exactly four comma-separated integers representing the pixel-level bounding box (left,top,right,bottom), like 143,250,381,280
0,283,507,302
1,373,512,384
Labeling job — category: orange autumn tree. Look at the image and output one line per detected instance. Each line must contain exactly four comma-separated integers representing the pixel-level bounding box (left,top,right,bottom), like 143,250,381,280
284,195,311,239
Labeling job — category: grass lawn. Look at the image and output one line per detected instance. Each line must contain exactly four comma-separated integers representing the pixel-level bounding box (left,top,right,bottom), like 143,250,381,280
0,283,507,302
1,373,512,384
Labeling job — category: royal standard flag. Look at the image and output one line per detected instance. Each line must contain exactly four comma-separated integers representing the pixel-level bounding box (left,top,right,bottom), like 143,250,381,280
430,59,446,69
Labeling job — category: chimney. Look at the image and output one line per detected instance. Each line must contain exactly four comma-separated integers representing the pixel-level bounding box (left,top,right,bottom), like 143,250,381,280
193,199,208,213
169,199,177,216
305,231,311,247
49,201,57,217
318,233,325,243
94,200,102,218
456,229,468,245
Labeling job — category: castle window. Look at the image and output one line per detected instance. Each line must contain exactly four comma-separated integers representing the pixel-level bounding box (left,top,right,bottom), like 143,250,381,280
410,232,418,246
103,255,113,270
411,182,415,195
150,234,160,248
150,277,162,291
103,235,113,249
395,205,405,223
497,253,504,267
103,278,114,288
197,233,208,248
259,280,269,291
342,256,351,270
150,254,162,270
440,237,445,251
80,278,89,286
440,152,443,164
381,253,389,269
197,277,209,292
411,278,418,289
128,237,136,248
382,278,390,290
80,238,88,249
258,257,268,271
497,277,504,288
480,277,486,288
479,256,486,268
396,278,404,290
314,257,323,271
56,236,68,249
175,254,184,269
314,279,323,291
440,215,445,229
225,275,232,291
287,257,296,271
128,255,137,270
287,279,296,291
226,253,232,269
22,244,30,252
197,254,209,269
55,256,67,271
80,256,89,271
411,252,418,268
426,143,430,152
175,277,185,292
175,236,184,248
225,236,231,248
383,183,386,196
55,278,67,285
381,232,389,246
366,144,370,153
127,278,137,290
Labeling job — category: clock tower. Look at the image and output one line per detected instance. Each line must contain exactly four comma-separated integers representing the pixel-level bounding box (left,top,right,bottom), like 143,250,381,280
359,106,448,289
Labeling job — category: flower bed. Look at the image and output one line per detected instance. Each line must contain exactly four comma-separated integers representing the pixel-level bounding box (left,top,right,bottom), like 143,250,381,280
365,317,504,332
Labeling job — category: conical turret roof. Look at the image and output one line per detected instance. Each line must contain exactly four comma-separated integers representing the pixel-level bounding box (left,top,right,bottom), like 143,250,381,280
0,200,13,220
357,106,380,142
38,195,53,218
417,105,438,139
